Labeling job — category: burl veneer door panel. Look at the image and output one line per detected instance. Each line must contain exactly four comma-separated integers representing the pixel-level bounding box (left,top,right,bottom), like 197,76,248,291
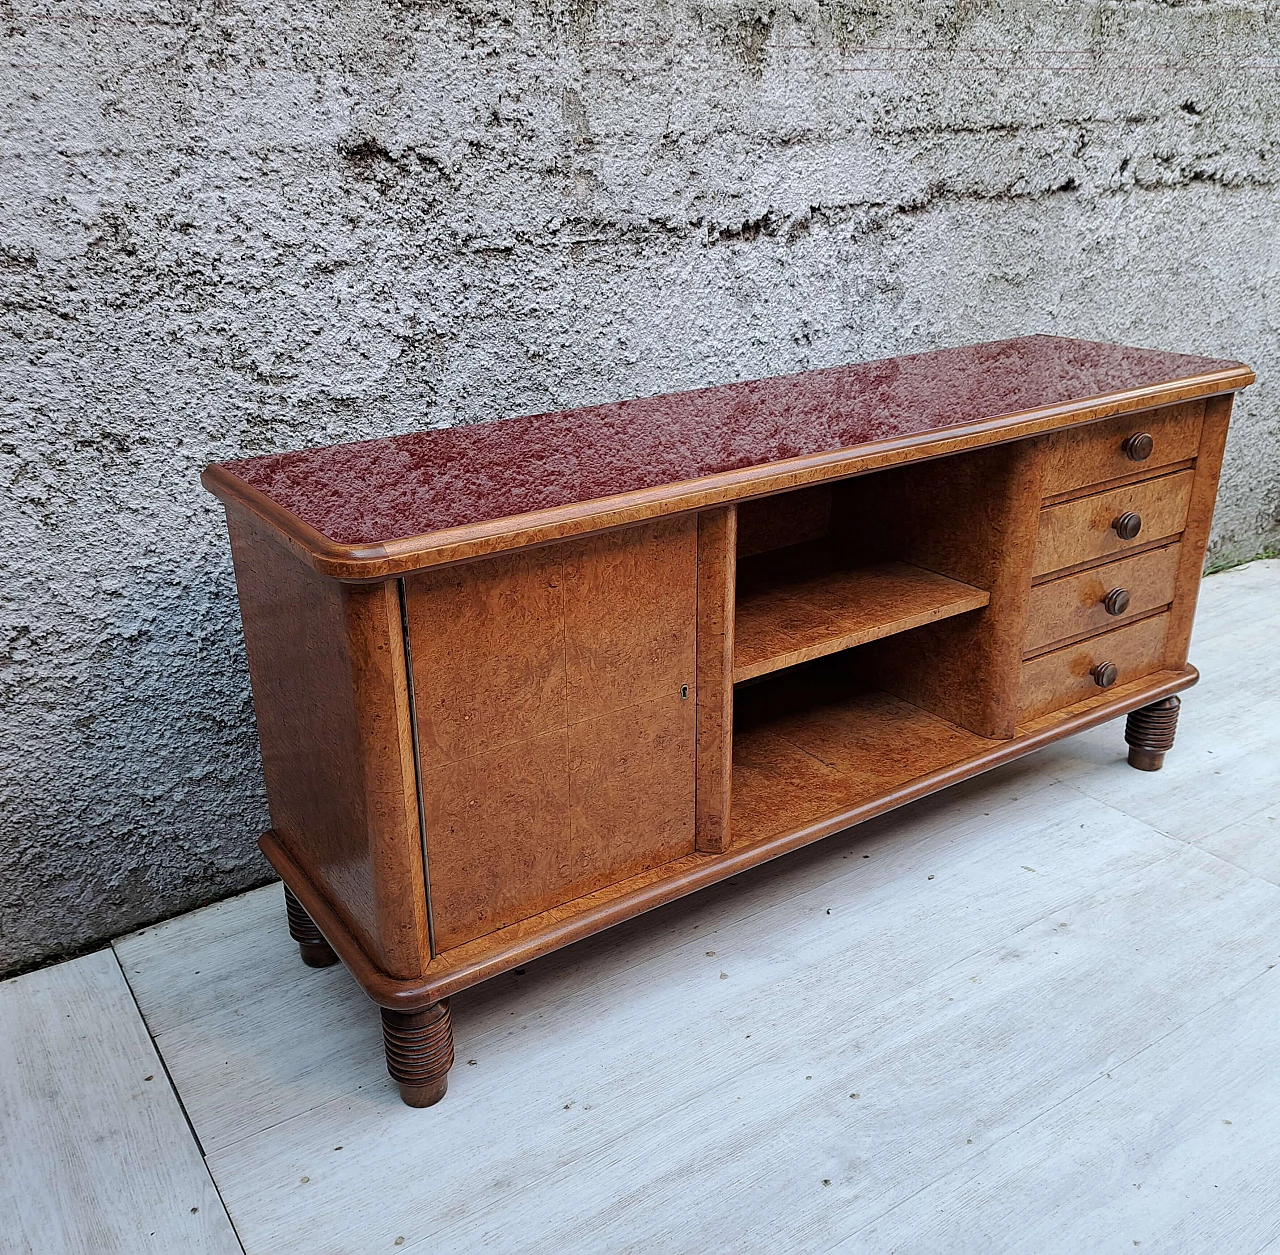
564,521,697,711
405,516,698,952
569,696,697,879
423,730,572,948
408,547,568,765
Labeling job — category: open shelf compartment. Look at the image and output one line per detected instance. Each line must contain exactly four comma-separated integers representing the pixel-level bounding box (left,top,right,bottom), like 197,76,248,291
729,650,999,848
733,554,990,683
700,447,1040,857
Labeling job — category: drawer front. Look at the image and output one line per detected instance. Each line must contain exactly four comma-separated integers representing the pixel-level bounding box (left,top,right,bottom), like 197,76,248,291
1041,401,1204,498
1033,469,1194,576
1019,613,1170,722
1025,543,1181,654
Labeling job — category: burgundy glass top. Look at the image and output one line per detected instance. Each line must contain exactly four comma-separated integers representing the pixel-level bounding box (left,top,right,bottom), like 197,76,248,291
216,336,1243,547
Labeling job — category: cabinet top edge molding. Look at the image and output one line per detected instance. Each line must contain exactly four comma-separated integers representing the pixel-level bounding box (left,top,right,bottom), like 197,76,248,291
202,335,1253,581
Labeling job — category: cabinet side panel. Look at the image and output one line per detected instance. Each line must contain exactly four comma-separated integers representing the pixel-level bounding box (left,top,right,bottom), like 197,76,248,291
407,517,698,951
347,580,434,970
225,506,429,978
1165,393,1234,665
696,506,736,853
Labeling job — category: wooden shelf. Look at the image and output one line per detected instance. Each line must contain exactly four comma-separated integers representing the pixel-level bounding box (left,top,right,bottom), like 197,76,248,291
732,559,990,683
731,685,998,848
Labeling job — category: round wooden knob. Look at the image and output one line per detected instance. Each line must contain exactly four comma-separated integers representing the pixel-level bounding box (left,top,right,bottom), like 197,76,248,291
1102,587,1131,616
1112,511,1142,541
1122,432,1154,462
1091,661,1119,688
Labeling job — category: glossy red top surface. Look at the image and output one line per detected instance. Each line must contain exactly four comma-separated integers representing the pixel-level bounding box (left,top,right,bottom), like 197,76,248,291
215,336,1244,547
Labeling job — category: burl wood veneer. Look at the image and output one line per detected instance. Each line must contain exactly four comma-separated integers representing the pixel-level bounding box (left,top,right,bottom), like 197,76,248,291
204,335,1253,1107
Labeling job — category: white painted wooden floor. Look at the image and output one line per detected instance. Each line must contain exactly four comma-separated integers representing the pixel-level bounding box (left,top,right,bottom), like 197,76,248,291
5,559,1279,1255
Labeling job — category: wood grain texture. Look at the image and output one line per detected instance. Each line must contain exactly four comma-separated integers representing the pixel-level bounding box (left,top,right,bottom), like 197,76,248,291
569,696,697,883
562,516,697,712
105,563,1278,1255
731,685,1000,847
422,729,571,951
1039,398,1204,497
1165,392,1234,665
1033,469,1195,575
1024,542,1181,655
208,345,1248,1055
735,485,832,558
139,567,1280,1255
406,517,698,951
226,505,430,979
695,506,736,854
0,950,241,1255
841,440,1045,739
846,960,1280,1254
206,804,1280,1254
402,545,568,767
260,663,1197,1006
733,560,990,682
1019,612,1170,721
473,851,1280,1255
421,702,696,952
113,886,379,1155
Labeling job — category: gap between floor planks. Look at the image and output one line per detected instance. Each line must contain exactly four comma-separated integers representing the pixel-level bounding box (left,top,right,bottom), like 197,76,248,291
0,948,244,1255
382,841,1280,1253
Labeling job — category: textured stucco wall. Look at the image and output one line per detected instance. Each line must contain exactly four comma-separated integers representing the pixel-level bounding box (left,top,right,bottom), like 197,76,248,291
2,0,1278,975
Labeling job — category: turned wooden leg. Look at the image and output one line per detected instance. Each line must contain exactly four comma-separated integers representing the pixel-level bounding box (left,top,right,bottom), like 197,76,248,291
381,1001,454,1108
283,884,339,968
1125,695,1181,771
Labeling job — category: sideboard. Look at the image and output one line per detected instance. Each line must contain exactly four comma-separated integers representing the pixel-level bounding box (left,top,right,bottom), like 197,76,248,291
203,335,1254,1107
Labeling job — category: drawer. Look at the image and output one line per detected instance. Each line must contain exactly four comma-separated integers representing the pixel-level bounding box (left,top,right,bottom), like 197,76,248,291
1025,543,1181,654
1019,613,1170,722
1033,469,1194,576
1041,400,1204,498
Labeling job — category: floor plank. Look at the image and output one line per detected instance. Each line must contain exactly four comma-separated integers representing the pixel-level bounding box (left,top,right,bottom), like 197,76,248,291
1195,806,1280,888
119,759,1060,1155
838,963,1280,1254
0,950,242,1255
401,844,1280,1254
199,789,1203,1254
110,560,1280,1254
114,885,380,1154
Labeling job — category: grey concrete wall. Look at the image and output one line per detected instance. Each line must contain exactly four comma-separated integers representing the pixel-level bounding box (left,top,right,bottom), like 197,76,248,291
2,0,1278,975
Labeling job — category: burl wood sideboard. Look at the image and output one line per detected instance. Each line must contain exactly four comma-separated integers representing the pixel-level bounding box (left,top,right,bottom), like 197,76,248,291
203,335,1253,1107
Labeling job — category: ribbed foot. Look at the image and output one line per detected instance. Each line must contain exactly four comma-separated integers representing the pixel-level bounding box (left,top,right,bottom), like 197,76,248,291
1125,695,1181,772
381,1002,454,1108
283,884,339,968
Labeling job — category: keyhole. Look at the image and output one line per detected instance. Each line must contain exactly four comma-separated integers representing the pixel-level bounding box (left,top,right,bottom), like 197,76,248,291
681,684,689,700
